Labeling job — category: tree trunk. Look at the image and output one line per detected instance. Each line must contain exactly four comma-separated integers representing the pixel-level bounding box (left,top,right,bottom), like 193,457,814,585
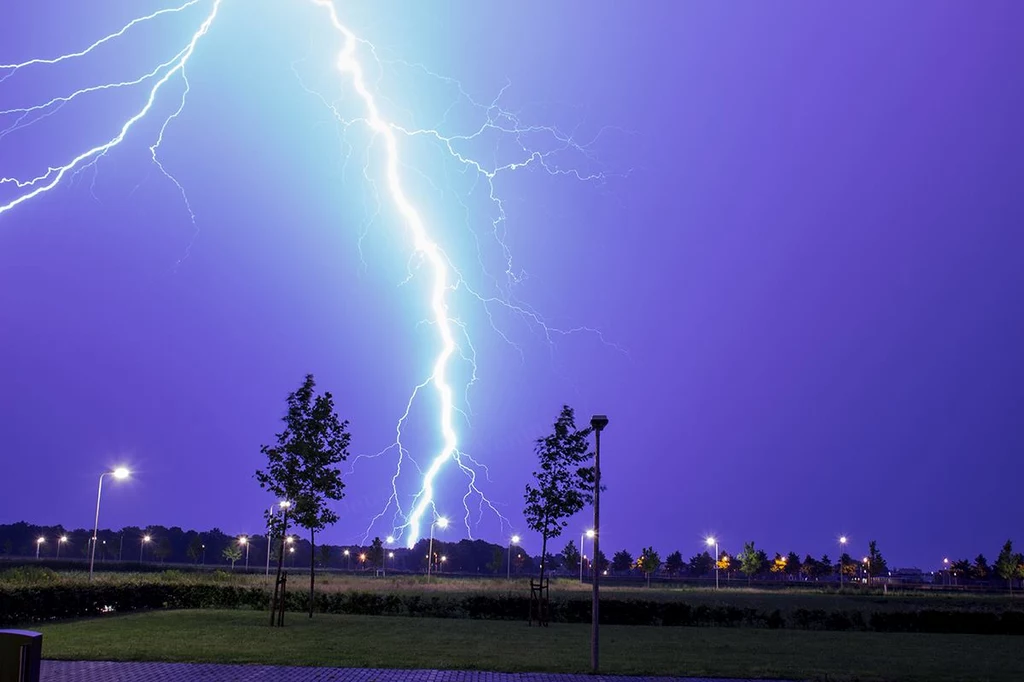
539,532,548,586
270,510,288,626
309,528,315,619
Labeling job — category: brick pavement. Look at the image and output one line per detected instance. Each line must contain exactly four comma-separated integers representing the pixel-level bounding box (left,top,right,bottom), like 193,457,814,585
41,661,787,682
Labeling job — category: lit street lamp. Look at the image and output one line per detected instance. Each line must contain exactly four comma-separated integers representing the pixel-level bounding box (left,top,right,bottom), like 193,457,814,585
239,536,250,570
56,535,68,560
89,467,130,580
35,537,44,560
706,537,720,590
580,529,595,582
838,536,848,587
343,549,351,570
943,557,950,586
427,516,448,581
140,535,151,563
589,414,609,674
508,534,520,580
385,536,395,575
440,555,447,573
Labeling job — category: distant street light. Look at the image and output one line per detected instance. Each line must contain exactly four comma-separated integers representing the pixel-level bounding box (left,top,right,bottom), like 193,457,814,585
706,537,720,590
440,555,447,573
56,535,68,560
89,467,130,580
344,549,351,571
140,535,151,564
508,534,520,580
838,536,848,587
943,557,950,586
239,536,250,570
589,414,609,674
427,516,448,581
35,537,44,560
580,529,595,582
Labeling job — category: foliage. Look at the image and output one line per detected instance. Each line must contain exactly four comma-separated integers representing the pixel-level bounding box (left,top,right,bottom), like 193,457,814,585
739,542,761,584
186,536,203,563
561,540,580,575
995,540,1018,590
785,552,802,578
636,547,661,586
522,405,594,586
370,537,384,570
222,544,242,569
612,550,634,573
867,540,888,578
972,554,990,580
770,553,787,575
716,553,731,572
688,551,714,577
665,550,684,577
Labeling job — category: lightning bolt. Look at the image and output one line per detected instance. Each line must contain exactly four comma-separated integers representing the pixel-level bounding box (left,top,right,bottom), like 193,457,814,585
1,0,624,549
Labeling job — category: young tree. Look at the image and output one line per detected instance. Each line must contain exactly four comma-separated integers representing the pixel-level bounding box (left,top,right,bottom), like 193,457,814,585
785,552,803,579
972,554,990,581
800,554,817,580
739,541,761,585
223,543,242,570
256,374,352,623
867,540,888,582
561,540,581,577
636,546,661,587
995,540,1018,592
612,549,634,573
186,536,203,564
522,405,595,587
665,550,684,577
370,536,384,572
688,551,714,577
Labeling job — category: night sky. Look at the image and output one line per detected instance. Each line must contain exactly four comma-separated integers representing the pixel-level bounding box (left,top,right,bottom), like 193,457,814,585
2,1,1022,569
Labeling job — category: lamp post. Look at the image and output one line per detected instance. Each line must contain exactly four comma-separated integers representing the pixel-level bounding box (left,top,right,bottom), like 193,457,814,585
140,535,151,563
239,536,250,570
503,532,520,577
35,537,44,560
706,537,719,589
427,516,448,581
838,536,848,587
89,467,130,580
265,500,290,576
385,536,395,576
580,529,595,582
344,549,350,570
56,535,67,560
589,414,608,674
943,557,950,586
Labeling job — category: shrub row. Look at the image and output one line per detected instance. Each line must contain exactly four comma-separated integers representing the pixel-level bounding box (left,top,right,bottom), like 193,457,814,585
3,584,1023,635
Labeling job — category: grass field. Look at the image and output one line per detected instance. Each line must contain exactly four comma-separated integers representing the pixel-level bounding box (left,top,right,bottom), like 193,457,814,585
38,609,1024,682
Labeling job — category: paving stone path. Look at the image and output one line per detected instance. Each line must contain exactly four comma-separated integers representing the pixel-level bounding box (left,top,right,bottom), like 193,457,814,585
41,661,786,682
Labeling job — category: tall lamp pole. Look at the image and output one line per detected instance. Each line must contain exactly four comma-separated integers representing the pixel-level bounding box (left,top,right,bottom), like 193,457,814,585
507,535,520,580
89,467,130,580
427,516,448,581
580,529,595,582
839,536,848,588
706,537,719,589
589,414,608,674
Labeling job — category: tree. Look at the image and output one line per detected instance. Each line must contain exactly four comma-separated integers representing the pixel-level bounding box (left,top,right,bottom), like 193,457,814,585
867,540,888,581
739,541,760,585
223,544,242,570
770,553,787,577
972,554,989,581
612,549,634,573
995,540,1018,592
594,549,609,574
186,536,203,564
561,540,581,577
319,544,331,568
370,537,384,571
785,552,802,579
800,554,817,580
522,405,595,588
838,552,857,578
665,550,684,577
716,552,731,574
256,374,352,623
636,546,661,587
688,551,714,577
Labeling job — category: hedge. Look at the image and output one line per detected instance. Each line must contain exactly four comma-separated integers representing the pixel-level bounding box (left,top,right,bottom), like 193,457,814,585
2,584,1023,635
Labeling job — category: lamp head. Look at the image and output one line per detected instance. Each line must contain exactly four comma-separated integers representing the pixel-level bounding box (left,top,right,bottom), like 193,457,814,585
238,536,247,545
839,536,848,544
60,535,68,542
279,500,291,509
590,414,609,432
143,535,151,542
436,517,449,529
386,535,395,544
511,534,520,544
37,537,44,544
586,529,595,538
112,467,130,480
705,536,716,546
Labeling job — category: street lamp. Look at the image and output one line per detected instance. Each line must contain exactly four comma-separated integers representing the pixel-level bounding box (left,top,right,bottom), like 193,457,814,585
706,537,720,590
589,414,608,674
838,536,848,587
239,536,250,570
56,535,68,560
508,534,520,580
89,467,130,580
35,537,44,560
427,516,448,580
343,549,351,570
943,557,950,586
580,529,595,582
440,555,447,573
140,535,151,563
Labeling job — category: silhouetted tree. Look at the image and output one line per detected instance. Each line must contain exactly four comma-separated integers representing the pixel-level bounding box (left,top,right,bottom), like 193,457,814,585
995,540,1018,592
223,543,242,569
637,546,661,587
665,550,684,577
867,540,888,581
971,554,990,581
257,374,352,623
561,540,581,577
739,541,760,585
612,549,634,573
785,552,802,579
523,405,595,588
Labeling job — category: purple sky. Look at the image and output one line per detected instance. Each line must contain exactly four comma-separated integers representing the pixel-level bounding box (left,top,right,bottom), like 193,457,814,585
2,1,1023,568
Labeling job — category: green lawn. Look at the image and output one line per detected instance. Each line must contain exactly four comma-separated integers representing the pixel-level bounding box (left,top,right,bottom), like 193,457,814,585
38,610,1024,682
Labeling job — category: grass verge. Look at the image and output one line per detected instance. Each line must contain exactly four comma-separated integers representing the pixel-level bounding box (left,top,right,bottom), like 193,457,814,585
38,609,1024,681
